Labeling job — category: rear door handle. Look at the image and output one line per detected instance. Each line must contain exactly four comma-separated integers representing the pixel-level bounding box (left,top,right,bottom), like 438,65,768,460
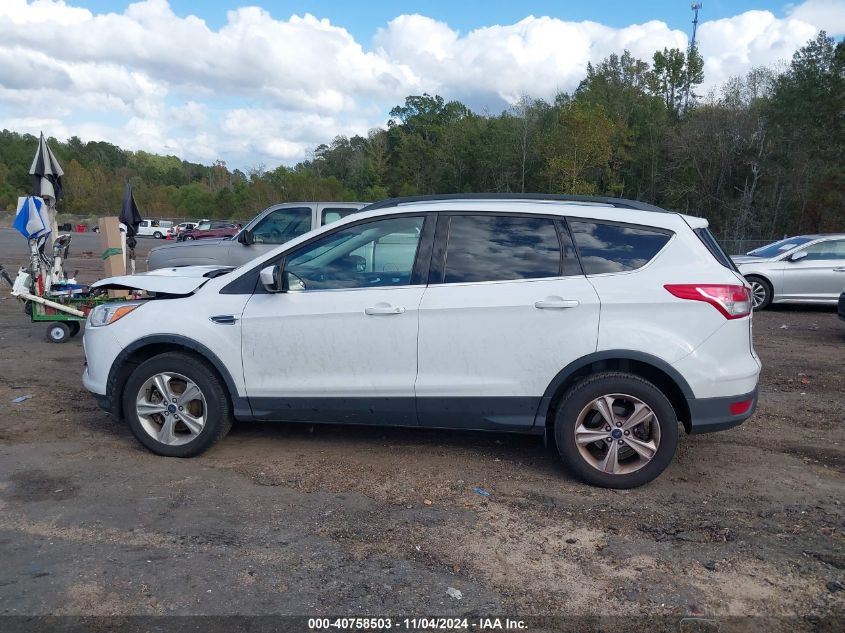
365,304,406,315
833,267,845,272
534,298,580,309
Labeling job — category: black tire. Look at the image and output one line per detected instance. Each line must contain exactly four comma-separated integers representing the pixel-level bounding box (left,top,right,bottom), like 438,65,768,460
745,275,772,310
553,371,679,489
122,352,233,457
45,322,71,343
184,235,194,241
153,231,163,239
68,321,81,337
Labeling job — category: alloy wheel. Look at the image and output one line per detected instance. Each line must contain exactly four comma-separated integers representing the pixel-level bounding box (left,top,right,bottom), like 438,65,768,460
749,280,767,308
135,372,207,446
573,393,661,475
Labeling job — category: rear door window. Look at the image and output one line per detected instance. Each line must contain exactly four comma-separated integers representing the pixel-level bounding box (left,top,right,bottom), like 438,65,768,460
321,207,359,225
569,220,671,274
442,215,562,283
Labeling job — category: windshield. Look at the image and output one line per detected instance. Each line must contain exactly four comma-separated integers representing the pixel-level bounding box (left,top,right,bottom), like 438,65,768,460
747,237,813,258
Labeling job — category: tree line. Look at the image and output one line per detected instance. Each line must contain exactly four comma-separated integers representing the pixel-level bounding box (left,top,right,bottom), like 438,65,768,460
0,32,841,241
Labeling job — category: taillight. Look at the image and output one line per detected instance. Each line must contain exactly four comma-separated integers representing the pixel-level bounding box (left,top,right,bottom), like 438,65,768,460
664,284,752,319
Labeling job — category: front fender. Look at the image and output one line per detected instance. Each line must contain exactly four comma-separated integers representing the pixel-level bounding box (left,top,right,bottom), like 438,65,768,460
105,334,251,420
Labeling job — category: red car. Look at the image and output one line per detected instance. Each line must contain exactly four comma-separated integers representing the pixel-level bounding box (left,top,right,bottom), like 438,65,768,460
177,220,240,241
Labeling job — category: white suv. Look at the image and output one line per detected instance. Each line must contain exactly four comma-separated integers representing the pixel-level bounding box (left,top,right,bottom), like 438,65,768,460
82,195,761,488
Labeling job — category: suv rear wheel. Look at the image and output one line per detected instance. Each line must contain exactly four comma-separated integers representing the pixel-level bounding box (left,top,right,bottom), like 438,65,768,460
122,352,233,457
554,372,678,488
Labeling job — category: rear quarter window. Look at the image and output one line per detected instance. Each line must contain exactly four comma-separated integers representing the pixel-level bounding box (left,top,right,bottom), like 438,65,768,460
694,227,739,271
569,220,672,274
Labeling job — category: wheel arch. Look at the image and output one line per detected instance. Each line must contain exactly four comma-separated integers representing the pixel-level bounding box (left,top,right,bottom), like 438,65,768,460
106,334,249,420
536,350,694,434
743,272,773,287
743,273,775,308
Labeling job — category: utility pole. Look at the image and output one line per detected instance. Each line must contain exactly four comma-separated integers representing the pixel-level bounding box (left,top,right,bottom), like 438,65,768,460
684,3,702,112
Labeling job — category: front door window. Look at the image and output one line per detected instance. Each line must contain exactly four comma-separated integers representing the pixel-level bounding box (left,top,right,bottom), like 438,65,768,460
285,216,424,290
251,207,312,244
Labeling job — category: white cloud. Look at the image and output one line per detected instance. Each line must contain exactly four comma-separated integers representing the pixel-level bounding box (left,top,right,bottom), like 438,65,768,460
0,0,838,168
787,0,845,35
697,10,819,87
374,15,688,105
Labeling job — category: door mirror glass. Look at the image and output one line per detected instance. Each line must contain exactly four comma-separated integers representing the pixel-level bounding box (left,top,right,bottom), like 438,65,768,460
789,250,808,262
259,264,282,292
238,229,254,246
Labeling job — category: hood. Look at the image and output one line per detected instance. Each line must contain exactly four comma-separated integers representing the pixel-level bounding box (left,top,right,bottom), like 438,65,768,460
150,238,229,253
91,265,233,295
731,255,771,265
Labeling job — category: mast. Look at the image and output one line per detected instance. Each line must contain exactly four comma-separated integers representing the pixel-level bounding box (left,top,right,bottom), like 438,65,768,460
684,3,702,112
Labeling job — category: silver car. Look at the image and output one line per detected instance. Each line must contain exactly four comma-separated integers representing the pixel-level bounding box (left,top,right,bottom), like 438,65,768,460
732,234,845,309
147,202,365,270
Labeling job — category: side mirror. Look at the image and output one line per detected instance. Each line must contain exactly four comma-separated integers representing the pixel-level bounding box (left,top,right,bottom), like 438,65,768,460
259,264,282,292
259,265,306,293
788,250,808,262
237,229,254,246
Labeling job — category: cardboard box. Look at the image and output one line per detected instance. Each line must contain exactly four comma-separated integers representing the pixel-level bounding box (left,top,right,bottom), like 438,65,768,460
98,216,127,297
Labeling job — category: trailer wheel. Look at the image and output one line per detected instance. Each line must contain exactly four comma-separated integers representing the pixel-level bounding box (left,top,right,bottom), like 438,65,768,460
46,322,71,343
68,321,81,337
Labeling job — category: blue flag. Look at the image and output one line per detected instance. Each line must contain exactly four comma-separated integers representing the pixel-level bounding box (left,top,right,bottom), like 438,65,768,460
12,196,50,240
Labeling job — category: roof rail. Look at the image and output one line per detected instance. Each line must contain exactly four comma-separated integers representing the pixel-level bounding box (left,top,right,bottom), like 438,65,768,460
359,193,671,214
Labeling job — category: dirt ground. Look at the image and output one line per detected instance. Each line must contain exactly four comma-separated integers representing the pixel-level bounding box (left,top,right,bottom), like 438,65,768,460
0,228,843,630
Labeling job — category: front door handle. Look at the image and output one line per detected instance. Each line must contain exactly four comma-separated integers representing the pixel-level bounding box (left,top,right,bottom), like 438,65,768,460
833,267,845,273
365,303,406,315
534,297,580,309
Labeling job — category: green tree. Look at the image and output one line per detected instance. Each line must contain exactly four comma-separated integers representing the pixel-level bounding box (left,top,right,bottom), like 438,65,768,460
543,100,617,194
649,47,703,117
766,32,845,232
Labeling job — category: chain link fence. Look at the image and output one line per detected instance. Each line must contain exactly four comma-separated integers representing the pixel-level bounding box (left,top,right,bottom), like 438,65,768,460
717,239,776,256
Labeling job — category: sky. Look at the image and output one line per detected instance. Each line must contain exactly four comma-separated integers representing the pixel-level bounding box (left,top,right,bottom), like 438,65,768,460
0,0,843,170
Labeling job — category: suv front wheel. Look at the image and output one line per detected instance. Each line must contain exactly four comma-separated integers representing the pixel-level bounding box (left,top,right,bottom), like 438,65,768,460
122,352,233,457
554,372,678,488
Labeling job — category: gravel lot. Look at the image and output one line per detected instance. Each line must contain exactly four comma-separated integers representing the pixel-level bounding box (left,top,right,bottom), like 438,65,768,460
0,228,843,631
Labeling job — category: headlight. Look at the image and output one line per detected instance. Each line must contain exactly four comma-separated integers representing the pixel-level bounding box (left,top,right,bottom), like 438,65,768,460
88,301,144,327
